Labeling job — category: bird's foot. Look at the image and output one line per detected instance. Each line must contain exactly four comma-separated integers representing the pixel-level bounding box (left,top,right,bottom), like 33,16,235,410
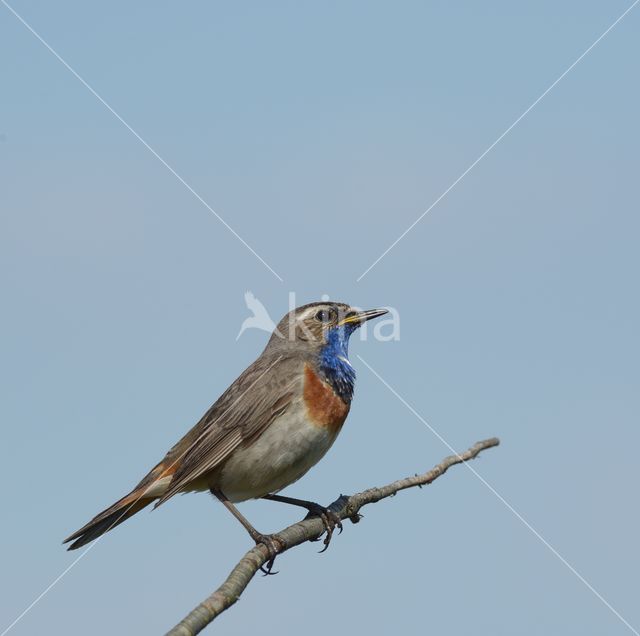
304,504,343,553
252,533,284,575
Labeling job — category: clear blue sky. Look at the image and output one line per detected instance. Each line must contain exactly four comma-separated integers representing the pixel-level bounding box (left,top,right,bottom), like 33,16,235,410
1,2,639,634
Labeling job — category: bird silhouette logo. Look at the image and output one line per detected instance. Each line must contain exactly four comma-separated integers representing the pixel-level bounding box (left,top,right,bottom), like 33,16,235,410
236,291,277,340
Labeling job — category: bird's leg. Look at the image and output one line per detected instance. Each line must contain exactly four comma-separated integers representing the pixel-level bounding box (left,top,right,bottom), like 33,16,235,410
210,489,283,575
261,494,343,553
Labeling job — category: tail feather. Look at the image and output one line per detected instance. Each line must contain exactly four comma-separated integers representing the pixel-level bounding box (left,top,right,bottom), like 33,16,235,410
63,491,153,551
64,460,178,550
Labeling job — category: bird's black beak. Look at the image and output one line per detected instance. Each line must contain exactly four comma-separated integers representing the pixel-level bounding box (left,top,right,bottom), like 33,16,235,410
339,308,388,326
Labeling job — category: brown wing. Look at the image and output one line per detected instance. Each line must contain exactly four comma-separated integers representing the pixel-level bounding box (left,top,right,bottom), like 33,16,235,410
154,352,299,505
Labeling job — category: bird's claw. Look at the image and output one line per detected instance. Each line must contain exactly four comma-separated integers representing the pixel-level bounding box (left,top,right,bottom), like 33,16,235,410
253,533,284,575
305,506,343,553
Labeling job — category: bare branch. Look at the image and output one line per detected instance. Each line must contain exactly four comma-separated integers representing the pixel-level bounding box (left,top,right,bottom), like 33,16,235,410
165,437,500,636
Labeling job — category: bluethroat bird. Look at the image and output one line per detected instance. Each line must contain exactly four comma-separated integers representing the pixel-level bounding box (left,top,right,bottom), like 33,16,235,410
64,302,387,571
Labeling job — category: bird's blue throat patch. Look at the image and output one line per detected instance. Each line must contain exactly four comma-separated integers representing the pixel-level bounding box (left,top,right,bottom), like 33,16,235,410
317,325,357,403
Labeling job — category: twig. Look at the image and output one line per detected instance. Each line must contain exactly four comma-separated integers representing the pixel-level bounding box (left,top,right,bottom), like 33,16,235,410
165,437,500,635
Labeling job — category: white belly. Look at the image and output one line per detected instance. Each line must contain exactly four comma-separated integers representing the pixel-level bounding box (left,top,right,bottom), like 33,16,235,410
216,398,341,502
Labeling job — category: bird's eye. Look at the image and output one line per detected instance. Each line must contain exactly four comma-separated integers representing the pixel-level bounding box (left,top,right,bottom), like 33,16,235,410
314,309,335,323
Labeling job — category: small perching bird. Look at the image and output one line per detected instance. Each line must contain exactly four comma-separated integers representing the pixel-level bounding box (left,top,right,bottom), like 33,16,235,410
64,302,388,571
